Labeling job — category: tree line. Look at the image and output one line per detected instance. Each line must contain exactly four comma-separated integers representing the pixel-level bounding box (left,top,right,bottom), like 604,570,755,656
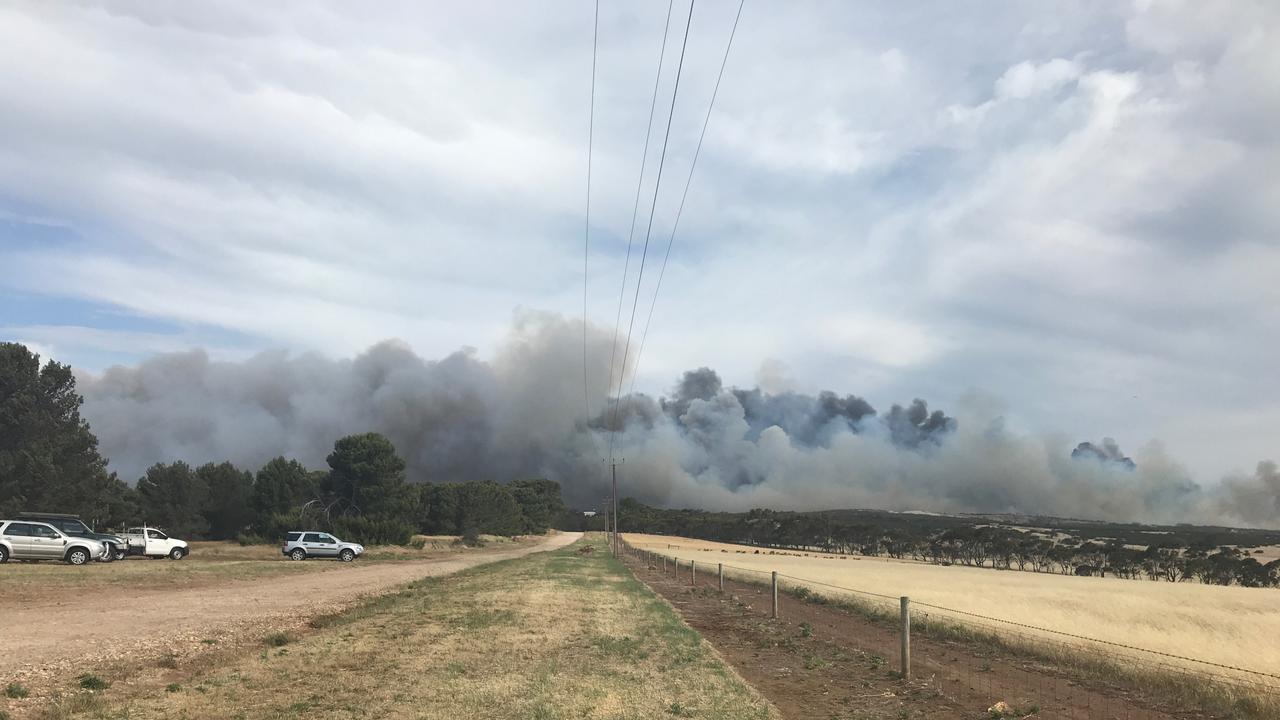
1,342,564,545
618,501,1280,589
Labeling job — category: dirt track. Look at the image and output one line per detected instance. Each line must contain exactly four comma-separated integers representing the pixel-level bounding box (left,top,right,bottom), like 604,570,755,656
2,532,580,691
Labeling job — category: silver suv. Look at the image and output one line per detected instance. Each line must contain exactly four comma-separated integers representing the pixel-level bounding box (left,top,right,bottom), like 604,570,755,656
282,531,364,562
0,520,110,565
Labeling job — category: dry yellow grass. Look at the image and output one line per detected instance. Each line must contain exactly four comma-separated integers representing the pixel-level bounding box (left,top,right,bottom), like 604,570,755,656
626,533,1280,684
40,534,776,720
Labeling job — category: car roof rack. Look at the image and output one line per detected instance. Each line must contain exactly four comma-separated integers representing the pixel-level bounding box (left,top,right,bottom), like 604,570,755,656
16,512,82,519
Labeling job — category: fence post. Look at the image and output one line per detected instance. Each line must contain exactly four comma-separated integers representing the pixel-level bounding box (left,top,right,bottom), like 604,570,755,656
771,571,779,619
691,560,696,585
718,563,724,591
900,596,911,679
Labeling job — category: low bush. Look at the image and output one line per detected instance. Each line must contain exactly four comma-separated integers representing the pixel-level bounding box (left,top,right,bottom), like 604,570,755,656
263,631,296,647
77,674,110,691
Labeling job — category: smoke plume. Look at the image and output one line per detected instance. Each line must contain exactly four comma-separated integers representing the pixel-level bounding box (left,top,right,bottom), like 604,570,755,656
74,311,1275,527
1071,438,1138,471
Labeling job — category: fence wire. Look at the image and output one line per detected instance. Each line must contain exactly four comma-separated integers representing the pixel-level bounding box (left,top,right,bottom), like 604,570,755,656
624,540,1280,720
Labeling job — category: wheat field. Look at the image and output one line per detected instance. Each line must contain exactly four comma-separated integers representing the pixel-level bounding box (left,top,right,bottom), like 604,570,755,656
625,533,1280,683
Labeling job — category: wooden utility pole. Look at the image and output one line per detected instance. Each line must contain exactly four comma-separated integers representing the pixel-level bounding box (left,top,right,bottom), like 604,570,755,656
605,457,624,555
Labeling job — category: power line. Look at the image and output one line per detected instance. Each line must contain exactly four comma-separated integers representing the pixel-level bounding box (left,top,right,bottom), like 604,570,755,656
627,0,746,401
581,0,601,459
604,0,676,456
607,0,697,459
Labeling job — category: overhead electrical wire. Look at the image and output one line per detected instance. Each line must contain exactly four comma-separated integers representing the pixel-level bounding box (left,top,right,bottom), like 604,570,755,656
581,0,602,460
606,0,697,460
603,0,676,460
626,0,746,402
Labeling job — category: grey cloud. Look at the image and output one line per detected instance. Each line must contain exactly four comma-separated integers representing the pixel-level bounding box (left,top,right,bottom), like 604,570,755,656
76,313,1273,527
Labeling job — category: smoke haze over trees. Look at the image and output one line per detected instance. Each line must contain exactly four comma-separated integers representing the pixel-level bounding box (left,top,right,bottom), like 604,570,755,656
57,315,1279,529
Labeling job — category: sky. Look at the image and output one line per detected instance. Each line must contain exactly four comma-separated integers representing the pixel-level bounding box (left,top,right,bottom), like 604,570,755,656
0,0,1276,490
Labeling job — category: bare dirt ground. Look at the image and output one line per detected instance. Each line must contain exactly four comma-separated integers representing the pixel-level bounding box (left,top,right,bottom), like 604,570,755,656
624,551,1205,720
1,532,580,699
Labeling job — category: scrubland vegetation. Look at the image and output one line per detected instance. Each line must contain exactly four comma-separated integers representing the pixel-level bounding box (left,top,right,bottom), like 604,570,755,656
618,500,1280,587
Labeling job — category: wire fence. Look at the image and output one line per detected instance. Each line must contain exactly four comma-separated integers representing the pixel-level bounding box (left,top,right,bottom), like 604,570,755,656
618,538,1280,720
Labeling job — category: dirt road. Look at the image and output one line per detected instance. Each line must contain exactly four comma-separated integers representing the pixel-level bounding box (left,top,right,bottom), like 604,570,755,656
3,532,581,692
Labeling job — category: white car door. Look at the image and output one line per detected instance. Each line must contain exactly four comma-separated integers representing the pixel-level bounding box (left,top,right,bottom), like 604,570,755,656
146,529,169,555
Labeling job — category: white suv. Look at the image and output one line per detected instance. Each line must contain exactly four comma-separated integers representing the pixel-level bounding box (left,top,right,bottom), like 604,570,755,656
0,520,110,565
282,531,364,562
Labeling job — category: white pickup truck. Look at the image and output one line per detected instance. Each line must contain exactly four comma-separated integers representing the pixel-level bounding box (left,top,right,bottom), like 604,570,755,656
120,526,190,560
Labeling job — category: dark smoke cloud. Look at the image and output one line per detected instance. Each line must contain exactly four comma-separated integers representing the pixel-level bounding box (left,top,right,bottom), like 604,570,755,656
1071,438,1138,471
74,311,1275,527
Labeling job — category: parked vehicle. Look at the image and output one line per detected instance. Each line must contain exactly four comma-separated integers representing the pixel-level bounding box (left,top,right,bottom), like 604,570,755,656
16,512,128,562
282,531,364,562
120,526,190,560
0,519,110,565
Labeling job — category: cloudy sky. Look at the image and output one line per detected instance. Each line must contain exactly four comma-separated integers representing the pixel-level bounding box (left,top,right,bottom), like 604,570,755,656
1,1,1276,487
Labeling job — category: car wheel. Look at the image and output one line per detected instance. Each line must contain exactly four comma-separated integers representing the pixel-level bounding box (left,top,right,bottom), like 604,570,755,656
68,548,90,565
169,548,186,560
113,549,127,561
0,546,8,563
289,548,306,561
339,549,355,563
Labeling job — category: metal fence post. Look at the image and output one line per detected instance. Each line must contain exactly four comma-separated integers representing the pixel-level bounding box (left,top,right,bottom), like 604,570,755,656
718,563,724,591
691,560,696,585
771,571,779,619
900,596,911,679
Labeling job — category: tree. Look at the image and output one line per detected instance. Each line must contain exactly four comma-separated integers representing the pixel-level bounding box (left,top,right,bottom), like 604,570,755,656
0,342,136,527
252,457,316,519
420,482,460,534
137,461,210,538
197,462,253,540
509,478,566,534
455,481,523,537
324,433,412,520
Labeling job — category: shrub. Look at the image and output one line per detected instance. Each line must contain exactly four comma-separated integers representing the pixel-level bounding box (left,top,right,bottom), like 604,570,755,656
263,631,296,647
235,532,267,546
459,525,483,547
165,683,182,693
329,516,413,545
4,682,28,699
77,674,110,691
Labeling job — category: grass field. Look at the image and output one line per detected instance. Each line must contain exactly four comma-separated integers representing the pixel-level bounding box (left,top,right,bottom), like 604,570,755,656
0,535,536,603
625,533,1280,682
33,534,775,720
